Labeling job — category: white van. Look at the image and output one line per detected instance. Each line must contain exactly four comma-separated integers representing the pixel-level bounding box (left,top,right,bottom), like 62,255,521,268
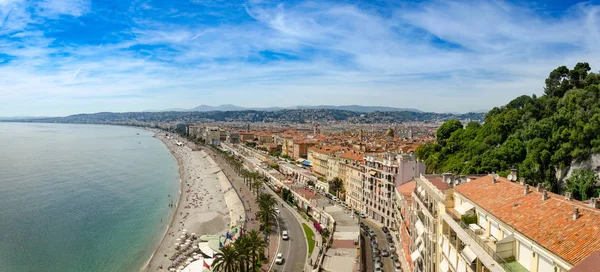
282,230,289,240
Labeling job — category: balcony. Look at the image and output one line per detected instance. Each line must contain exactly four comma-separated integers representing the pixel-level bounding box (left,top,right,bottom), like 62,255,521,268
443,210,525,272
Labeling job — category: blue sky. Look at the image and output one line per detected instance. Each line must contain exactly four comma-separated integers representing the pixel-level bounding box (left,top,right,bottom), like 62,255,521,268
1,0,599,116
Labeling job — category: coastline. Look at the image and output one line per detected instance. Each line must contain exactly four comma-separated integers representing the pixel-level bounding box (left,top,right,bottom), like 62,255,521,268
139,130,185,271
141,130,234,271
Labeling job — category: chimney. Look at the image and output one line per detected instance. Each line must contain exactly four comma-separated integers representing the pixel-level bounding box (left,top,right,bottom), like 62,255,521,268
492,175,497,184
542,190,549,201
573,207,579,220
565,192,573,201
519,177,525,186
524,184,529,195
536,183,543,192
589,198,600,209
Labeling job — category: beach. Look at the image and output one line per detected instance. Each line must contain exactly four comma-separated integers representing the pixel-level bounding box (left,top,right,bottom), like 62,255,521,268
142,131,244,271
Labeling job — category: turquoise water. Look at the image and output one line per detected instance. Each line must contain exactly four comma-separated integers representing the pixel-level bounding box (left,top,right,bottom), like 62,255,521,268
0,123,179,272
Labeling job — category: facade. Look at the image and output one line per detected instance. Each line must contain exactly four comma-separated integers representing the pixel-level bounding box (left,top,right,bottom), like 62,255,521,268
292,141,314,159
394,181,416,271
410,174,452,272
445,175,600,272
203,127,221,145
363,153,426,228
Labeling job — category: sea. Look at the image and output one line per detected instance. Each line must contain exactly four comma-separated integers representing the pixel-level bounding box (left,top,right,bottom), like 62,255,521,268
0,123,180,272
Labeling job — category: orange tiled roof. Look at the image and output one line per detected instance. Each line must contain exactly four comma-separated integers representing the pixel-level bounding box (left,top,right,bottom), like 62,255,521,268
455,175,600,265
397,181,415,199
339,150,364,161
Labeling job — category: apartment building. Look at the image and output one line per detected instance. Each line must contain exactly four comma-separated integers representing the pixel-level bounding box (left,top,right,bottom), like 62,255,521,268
203,127,221,145
339,150,365,211
395,181,416,271
363,153,426,228
441,174,600,272
410,174,453,272
307,146,341,179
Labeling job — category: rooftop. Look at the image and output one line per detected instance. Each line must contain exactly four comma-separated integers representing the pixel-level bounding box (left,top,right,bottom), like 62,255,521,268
455,175,600,265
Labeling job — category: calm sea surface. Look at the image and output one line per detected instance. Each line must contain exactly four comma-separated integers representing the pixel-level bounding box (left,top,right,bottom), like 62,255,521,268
0,123,179,272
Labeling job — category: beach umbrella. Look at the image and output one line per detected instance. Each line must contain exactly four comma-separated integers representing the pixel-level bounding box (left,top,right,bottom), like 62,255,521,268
186,239,191,243
193,255,201,259
176,238,181,242
188,257,193,262
193,245,198,249
169,268,176,272
191,232,196,237
183,229,188,232
180,235,185,239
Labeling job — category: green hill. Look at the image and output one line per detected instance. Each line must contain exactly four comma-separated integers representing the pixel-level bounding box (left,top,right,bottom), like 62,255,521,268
416,63,600,200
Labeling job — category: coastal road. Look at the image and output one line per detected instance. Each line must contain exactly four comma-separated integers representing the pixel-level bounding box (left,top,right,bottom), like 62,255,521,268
270,189,307,272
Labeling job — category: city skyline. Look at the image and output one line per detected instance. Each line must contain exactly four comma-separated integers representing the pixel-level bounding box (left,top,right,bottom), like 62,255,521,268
1,0,600,116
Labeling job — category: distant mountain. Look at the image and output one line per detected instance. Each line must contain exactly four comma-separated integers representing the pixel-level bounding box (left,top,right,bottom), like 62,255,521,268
158,104,423,113
296,105,422,113
13,109,485,125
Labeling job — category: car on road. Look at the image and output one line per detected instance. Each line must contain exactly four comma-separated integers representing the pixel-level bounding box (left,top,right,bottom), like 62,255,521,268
359,213,367,218
275,253,284,264
382,226,389,233
381,248,389,257
282,230,289,240
368,230,376,238
359,222,366,229
386,233,393,240
389,244,396,252
394,261,403,272
274,207,280,214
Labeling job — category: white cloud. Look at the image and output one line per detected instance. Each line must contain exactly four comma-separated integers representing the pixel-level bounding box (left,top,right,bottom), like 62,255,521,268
1,0,600,116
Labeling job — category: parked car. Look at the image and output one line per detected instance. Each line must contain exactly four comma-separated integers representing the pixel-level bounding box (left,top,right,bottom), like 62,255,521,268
386,233,393,240
387,237,394,244
382,226,389,233
381,248,389,257
359,222,366,229
374,262,383,272
389,244,396,252
274,207,280,215
359,213,367,218
275,253,284,264
394,261,403,272
282,230,289,240
368,230,376,239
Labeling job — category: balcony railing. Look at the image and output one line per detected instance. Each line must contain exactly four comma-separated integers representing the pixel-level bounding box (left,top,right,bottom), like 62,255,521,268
446,209,516,272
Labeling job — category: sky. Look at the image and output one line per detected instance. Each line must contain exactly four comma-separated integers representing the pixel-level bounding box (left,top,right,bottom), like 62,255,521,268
1,0,599,116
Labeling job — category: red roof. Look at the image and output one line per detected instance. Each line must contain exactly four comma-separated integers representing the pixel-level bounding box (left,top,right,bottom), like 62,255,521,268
455,175,600,265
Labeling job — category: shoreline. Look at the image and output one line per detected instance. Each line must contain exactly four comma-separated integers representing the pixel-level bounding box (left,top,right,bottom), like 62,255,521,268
139,129,185,271
140,130,243,271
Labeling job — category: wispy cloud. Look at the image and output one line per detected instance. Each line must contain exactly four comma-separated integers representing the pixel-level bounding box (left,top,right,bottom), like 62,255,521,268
0,0,599,116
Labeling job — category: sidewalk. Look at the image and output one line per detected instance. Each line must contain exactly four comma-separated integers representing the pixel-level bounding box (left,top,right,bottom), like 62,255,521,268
204,147,277,271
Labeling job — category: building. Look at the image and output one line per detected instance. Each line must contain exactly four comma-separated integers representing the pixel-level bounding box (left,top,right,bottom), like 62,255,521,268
203,127,221,145
307,146,341,179
339,150,365,212
394,181,416,271
410,174,453,272
292,141,315,159
362,153,426,227
443,174,600,272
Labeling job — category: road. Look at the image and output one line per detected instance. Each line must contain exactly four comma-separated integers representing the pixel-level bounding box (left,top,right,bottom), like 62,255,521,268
362,219,395,272
266,187,307,272
223,144,307,272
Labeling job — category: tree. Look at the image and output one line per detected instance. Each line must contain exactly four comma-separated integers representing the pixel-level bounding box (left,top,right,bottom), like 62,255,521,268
564,169,599,201
436,120,463,146
257,193,277,232
329,177,344,196
245,230,267,272
213,245,241,272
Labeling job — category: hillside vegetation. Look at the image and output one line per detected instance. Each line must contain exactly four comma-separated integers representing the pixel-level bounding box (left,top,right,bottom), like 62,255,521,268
416,63,600,199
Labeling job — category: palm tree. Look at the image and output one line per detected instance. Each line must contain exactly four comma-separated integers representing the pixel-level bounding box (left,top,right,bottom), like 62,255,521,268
246,230,267,272
251,179,263,197
212,245,240,272
233,235,251,272
257,193,278,232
